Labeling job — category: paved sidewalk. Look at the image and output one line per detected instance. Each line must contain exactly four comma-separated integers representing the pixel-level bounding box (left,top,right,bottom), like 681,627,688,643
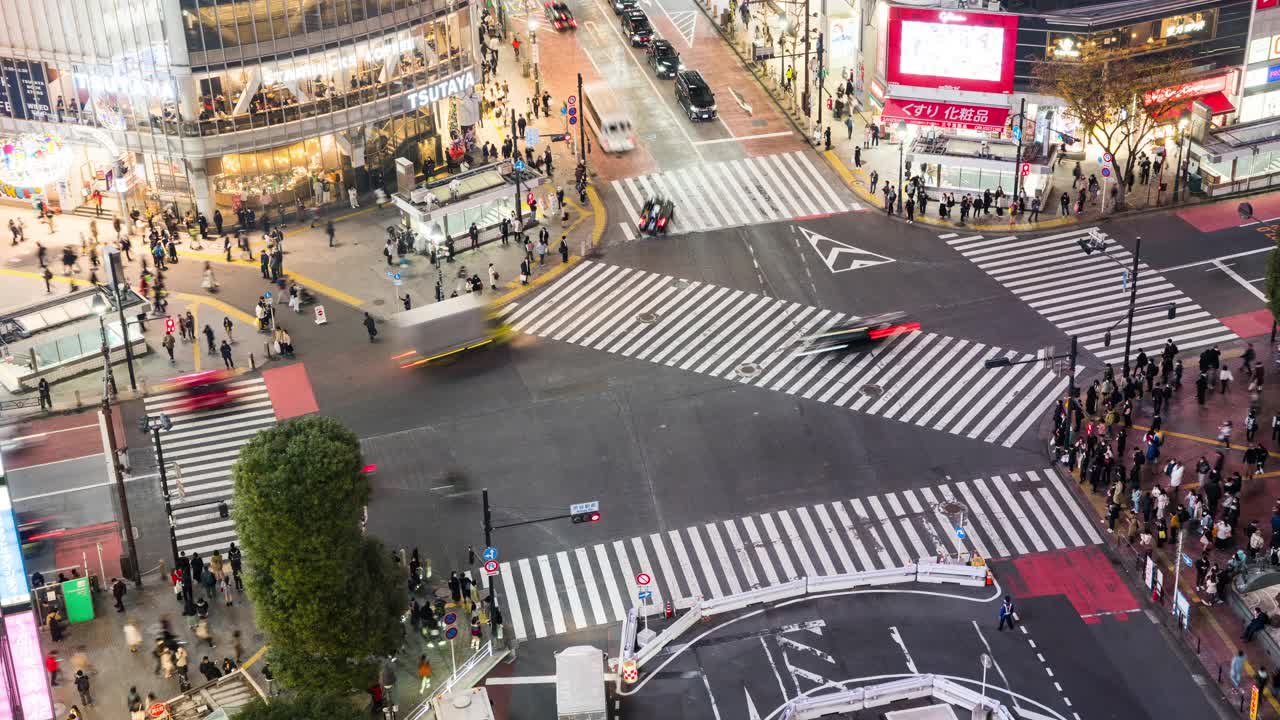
37,563,497,716
1056,340,1280,716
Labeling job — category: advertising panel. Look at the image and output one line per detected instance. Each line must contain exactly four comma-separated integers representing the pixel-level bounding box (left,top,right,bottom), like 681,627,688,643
0,611,54,720
881,98,1009,132
885,8,1018,94
0,58,51,122
0,483,29,609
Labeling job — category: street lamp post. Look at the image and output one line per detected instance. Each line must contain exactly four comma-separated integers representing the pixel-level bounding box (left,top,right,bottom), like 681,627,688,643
139,414,182,575
1171,114,1190,203
92,296,142,587
1077,232,1146,376
895,120,910,214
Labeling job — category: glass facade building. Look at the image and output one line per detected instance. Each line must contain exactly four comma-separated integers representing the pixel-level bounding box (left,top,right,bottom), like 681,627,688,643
0,0,479,219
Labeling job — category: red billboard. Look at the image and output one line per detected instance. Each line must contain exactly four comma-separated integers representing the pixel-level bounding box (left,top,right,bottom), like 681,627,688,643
885,8,1019,95
881,98,1010,132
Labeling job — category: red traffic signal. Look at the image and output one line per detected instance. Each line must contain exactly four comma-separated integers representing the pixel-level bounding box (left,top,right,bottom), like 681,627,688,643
526,192,535,205
1019,163,1031,177
826,97,833,110
164,316,175,333
571,511,601,524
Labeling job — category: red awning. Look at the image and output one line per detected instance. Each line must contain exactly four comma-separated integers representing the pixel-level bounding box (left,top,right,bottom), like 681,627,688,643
1153,91,1235,122
880,98,1010,133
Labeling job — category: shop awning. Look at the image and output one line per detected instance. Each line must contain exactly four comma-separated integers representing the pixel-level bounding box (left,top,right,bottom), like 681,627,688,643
880,98,1010,133
1153,91,1235,122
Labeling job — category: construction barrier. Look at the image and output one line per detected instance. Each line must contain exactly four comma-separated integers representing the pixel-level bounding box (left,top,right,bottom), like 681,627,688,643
778,675,1016,720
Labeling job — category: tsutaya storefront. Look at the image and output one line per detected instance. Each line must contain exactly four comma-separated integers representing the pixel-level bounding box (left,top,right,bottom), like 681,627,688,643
870,6,1042,197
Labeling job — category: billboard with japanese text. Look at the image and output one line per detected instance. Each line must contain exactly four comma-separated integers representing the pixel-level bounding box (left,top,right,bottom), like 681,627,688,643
885,7,1018,94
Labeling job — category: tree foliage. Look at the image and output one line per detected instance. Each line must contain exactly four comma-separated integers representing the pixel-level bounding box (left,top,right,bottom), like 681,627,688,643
1033,43,1194,207
235,693,367,720
232,415,405,694
1266,241,1280,324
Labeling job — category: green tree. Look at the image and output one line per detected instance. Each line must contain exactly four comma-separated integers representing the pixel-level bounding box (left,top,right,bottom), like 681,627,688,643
235,693,367,720
1033,43,1194,209
232,415,405,694
1266,241,1280,324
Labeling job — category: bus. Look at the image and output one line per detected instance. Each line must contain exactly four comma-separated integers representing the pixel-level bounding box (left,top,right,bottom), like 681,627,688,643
582,82,636,154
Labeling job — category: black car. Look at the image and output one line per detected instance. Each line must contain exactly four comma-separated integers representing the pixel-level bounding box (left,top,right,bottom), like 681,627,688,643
646,40,681,79
794,312,920,357
622,10,653,46
638,196,675,235
675,70,716,121
544,2,576,30
611,0,637,14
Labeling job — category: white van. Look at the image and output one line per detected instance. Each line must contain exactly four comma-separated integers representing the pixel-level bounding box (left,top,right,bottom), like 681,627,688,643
582,83,636,154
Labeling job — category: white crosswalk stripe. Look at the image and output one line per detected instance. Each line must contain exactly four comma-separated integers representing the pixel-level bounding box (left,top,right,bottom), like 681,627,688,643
947,227,1238,363
142,376,277,559
495,469,1101,640
612,151,856,236
509,260,1066,446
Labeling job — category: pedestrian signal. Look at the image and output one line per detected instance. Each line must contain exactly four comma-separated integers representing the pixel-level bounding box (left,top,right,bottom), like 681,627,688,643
165,317,175,334
571,511,601,524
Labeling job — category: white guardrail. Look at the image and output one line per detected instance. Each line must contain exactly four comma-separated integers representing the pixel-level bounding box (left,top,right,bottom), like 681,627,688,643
406,640,503,720
625,563,989,672
779,675,1015,720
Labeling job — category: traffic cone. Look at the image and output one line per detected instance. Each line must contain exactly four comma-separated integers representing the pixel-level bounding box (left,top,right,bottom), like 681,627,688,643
664,601,674,619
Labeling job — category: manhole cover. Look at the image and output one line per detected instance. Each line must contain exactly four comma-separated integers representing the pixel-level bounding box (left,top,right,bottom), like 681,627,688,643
637,311,658,324
736,362,761,378
670,278,690,290
372,298,386,306
860,384,883,398
938,500,967,519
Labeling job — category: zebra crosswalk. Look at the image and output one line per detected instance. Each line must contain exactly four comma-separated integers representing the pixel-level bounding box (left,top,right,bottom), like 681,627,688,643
611,151,859,239
947,228,1238,364
496,469,1102,641
504,260,1067,446
142,376,277,558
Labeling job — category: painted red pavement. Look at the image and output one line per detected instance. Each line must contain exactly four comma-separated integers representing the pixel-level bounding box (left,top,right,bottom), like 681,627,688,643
1176,188,1280,233
1221,309,1273,340
53,521,124,579
3,408,122,471
262,364,319,420
535,26,659,182
995,546,1140,623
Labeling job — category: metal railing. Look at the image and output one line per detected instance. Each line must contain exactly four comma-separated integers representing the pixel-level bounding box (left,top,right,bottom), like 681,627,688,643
404,640,499,720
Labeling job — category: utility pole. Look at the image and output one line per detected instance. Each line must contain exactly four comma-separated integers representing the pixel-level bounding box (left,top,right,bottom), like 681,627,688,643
577,73,587,169
1121,235,1141,378
102,247,137,391
814,32,825,135
100,401,141,588
1011,97,1026,203
511,109,523,230
802,6,812,127
140,415,182,575
482,488,500,633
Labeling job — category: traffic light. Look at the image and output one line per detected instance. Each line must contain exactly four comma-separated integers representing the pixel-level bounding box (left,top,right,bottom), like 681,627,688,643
571,511,601,524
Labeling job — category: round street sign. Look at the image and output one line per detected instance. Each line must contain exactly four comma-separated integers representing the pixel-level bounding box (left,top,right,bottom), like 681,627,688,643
445,627,459,640
443,612,458,626
1100,166,1111,178
570,116,578,125
568,95,577,105
483,560,499,574
1102,152,1113,163
636,572,652,586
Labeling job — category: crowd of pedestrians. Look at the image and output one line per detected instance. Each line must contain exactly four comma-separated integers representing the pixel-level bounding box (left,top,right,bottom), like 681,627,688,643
1051,340,1280,646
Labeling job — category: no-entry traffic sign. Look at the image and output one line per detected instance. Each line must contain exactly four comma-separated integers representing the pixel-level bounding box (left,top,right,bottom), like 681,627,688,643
636,572,652,586
483,560,500,576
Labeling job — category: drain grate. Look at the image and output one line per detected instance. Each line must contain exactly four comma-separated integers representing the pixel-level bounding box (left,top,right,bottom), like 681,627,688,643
637,311,658,324
736,362,761,378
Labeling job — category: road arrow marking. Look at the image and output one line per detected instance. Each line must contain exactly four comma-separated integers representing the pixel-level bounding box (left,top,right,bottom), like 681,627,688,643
799,227,895,273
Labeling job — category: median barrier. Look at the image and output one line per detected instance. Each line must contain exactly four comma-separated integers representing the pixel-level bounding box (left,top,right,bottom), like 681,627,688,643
634,600,703,667
914,563,988,587
700,578,807,616
776,675,1014,720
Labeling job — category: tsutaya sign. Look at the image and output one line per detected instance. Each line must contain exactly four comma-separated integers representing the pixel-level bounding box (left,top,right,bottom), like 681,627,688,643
406,69,478,110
